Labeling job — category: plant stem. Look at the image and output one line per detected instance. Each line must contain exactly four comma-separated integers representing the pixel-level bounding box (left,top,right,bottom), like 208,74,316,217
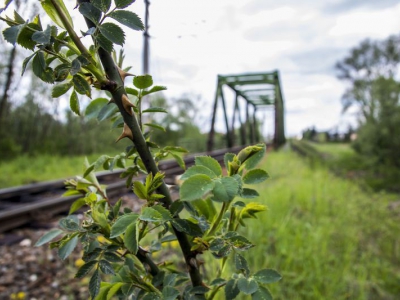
207,202,228,237
76,2,205,295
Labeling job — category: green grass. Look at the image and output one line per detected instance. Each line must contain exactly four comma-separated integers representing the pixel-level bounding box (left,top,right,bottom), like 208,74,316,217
233,150,400,299
0,154,104,188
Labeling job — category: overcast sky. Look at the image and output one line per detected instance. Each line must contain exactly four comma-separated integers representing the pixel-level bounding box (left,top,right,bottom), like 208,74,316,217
113,0,400,138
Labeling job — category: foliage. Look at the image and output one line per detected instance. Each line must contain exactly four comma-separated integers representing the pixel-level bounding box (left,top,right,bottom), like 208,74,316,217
246,150,400,300
336,35,400,186
1,1,280,300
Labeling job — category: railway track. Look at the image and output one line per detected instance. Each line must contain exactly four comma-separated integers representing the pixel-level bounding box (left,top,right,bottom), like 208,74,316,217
0,146,244,233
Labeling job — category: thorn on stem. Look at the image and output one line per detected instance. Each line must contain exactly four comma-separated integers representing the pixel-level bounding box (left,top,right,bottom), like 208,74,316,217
121,94,135,115
116,123,133,142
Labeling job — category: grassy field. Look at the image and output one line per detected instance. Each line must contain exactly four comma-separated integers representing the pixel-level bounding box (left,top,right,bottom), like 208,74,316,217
233,149,400,299
0,154,105,188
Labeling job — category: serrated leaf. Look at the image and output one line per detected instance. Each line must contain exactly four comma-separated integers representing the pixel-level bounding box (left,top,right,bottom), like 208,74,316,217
3,25,22,45
104,251,123,262
241,144,266,170
180,174,214,201
225,279,240,300
35,229,63,246
191,198,217,222
86,98,108,120
251,286,273,300
54,63,70,82
83,248,102,262
99,259,115,275
32,24,51,44
235,253,250,277
99,22,125,45
110,213,138,238
241,202,267,219
142,107,167,113
243,169,269,184
139,207,163,222
162,286,180,300
79,2,102,24
32,51,45,74
152,205,172,221
41,0,73,29
52,82,73,98
237,277,258,295
212,177,239,202
171,219,203,236
133,74,153,89
241,188,259,199
91,0,111,13
89,269,101,298
58,235,79,260
96,33,114,52
70,90,80,116
163,146,188,153
133,181,147,199
142,85,167,96
72,74,91,97
224,153,235,170
195,156,222,177
108,10,144,31
253,269,282,284
17,24,37,50
21,53,35,76
124,222,138,254
210,278,226,286
114,0,136,9
228,235,254,251
75,260,98,278
144,123,165,132
69,198,86,214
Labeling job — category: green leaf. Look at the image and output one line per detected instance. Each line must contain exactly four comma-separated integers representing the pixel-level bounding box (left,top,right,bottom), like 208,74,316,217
21,53,35,76
180,174,214,201
79,2,102,24
54,63,70,82
133,74,153,89
110,213,138,238
251,286,273,300
253,269,282,284
144,123,166,132
70,58,81,75
108,10,144,31
142,107,167,113
98,102,118,121
225,279,240,300
195,156,222,177
72,74,91,97
142,85,167,96
191,198,217,222
83,248,102,262
32,51,45,75
139,207,163,222
171,219,203,236
96,33,114,53
224,153,235,170
124,222,138,254
99,22,125,45
3,25,22,45
237,277,258,295
35,229,63,246
52,82,73,98
243,169,269,184
152,205,172,221
210,278,226,286
163,146,188,153
41,0,74,30
85,98,108,120
181,166,216,180
235,253,250,277
91,0,111,13
17,24,37,50
70,90,80,116
126,87,138,96
212,177,239,202
241,188,259,199
95,284,112,300
106,282,124,300
104,252,123,263
89,269,101,299
69,198,86,214
31,24,51,44
99,259,115,275
114,0,136,9
241,144,266,170
162,286,180,300
58,235,79,260
228,235,254,251
171,153,185,170
133,181,147,199
143,293,162,300
75,260,98,278
240,202,267,219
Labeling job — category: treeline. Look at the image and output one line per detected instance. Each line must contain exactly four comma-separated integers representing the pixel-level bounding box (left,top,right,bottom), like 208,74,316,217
335,34,400,191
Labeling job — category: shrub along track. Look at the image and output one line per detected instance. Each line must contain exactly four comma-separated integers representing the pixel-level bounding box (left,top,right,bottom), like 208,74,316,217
0,146,245,234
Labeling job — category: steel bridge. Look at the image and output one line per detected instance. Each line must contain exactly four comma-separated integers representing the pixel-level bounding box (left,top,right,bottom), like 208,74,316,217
207,71,286,151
